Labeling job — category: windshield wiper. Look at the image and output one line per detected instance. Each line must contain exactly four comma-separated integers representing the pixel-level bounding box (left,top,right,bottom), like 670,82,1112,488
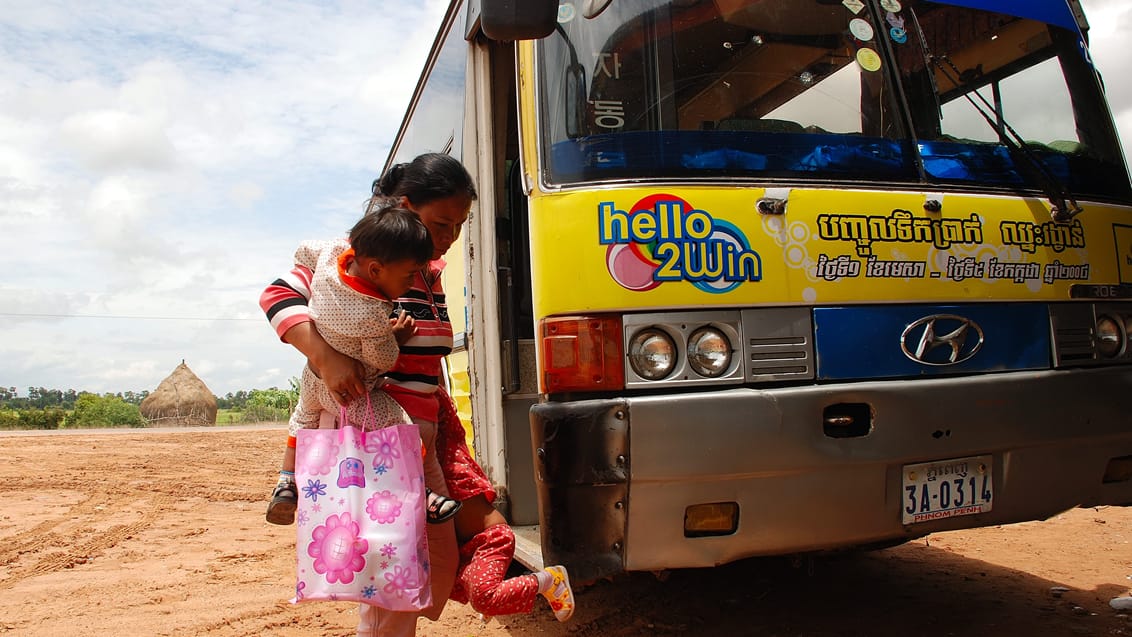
907,10,1083,222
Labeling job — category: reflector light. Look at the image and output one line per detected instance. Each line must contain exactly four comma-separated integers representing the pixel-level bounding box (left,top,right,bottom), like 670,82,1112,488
540,316,624,393
684,502,739,537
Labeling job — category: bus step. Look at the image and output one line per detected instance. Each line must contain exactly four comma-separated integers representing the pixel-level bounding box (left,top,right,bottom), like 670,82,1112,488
511,524,543,571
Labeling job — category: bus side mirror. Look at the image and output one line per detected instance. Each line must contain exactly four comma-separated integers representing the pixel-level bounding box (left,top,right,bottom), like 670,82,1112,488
480,0,558,41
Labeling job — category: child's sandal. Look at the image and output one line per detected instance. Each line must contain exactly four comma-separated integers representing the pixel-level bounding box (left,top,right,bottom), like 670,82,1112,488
425,489,462,524
541,565,575,622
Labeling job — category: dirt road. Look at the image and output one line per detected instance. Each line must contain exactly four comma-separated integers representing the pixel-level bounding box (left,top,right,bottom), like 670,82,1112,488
1,427,1129,636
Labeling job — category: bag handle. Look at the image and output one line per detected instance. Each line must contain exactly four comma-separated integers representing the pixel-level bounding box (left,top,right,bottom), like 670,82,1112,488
338,393,376,431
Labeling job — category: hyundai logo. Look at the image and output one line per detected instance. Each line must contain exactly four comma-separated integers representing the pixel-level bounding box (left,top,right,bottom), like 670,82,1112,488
900,314,984,365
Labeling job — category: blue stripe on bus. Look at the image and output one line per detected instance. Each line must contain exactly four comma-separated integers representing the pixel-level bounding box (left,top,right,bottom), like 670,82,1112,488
933,0,1079,33
813,303,1051,381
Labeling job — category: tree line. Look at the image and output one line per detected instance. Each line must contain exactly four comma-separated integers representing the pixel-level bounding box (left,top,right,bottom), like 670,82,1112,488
217,381,301,425
0,386,150,410
0,383,300,430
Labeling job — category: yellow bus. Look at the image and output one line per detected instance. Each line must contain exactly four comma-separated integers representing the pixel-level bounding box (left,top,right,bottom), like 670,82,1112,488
386,0,1132,581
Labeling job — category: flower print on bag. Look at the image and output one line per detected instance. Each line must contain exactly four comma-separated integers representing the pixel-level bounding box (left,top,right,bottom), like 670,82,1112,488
307,512,369,584
416,534,430,573
383,564,419,599
302,479,327,502
365,428,402,472
292,423,432,610
299,433,339,476
366,489,403,524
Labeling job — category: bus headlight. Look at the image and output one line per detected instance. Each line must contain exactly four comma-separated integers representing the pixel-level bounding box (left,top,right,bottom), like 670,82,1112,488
1096,315,1124,358
628,328,676,380
687,327,732,377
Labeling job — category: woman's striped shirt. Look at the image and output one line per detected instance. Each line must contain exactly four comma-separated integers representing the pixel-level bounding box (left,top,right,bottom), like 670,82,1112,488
260,258,453,423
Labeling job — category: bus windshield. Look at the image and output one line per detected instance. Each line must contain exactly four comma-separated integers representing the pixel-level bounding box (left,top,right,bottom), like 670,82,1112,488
538,0,1131,201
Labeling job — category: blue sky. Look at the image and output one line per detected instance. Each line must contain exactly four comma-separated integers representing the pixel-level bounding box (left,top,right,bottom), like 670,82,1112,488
0,0,1130,398
0,0,448,396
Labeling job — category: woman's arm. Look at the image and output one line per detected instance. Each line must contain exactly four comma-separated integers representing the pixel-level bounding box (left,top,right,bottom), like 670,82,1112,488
260,265,366,403
281,322,367,402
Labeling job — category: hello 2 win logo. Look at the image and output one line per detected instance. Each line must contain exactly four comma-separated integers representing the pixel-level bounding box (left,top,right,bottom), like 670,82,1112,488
599,194,762,294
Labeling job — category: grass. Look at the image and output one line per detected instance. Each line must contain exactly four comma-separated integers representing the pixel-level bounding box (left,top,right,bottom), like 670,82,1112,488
215,409,245,426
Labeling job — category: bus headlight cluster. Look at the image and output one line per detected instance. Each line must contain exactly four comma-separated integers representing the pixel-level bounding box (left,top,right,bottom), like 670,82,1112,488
1096,315,1125,358
687,327,732,377
622,312,744,387
1051,304,1132,368
628,328,677,380
627,324,735,381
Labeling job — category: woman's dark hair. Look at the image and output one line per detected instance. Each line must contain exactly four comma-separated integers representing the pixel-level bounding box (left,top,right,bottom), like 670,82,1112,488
372,153,478,207
349,198,432,265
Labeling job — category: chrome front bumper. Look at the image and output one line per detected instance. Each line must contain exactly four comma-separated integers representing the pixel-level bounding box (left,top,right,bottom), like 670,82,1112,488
530,367,1132,579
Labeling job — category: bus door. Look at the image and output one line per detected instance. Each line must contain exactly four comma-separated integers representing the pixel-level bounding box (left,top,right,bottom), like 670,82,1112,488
459,25,545,560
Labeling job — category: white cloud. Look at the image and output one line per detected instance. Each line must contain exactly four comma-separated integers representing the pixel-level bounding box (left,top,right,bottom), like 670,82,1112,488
228,181,266,208
0,0,1128,399
60,109,178,172
1083,2,1132,152
0,0,447,396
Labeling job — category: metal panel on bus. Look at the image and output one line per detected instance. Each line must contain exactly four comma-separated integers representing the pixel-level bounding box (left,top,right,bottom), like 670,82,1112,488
812,303,1051,380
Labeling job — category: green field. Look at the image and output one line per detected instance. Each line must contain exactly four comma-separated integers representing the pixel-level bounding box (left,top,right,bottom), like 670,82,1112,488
215,408,244,425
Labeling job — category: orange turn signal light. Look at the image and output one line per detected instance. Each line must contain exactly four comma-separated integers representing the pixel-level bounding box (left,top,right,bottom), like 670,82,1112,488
540,315,624,393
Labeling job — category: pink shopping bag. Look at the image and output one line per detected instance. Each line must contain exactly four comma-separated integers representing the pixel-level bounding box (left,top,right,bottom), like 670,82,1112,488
293,416,431,611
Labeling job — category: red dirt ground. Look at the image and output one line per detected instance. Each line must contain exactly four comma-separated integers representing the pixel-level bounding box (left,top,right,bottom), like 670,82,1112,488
1,426,1129,636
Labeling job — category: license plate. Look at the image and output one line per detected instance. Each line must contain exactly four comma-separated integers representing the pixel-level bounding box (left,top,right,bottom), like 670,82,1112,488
901,455,993,524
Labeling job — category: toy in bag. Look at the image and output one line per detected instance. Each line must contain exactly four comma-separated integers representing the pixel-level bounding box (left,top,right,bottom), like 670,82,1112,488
293,408,431,611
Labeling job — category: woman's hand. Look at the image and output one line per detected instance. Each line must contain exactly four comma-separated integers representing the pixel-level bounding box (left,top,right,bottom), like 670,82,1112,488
282,322,366,405
313,349,367,406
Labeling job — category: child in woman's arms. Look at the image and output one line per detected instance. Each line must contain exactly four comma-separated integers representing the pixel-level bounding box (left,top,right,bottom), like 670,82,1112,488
265,200,459,526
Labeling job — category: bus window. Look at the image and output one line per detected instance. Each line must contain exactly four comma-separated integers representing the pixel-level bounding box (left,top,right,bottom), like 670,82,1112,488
538,0,917,185
536,0,1129,202
764,62,866,136
896,1,1130,200
938,58,1076,145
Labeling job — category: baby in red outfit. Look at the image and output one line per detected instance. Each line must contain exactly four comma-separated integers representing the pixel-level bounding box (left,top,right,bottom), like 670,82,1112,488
433,386,575,621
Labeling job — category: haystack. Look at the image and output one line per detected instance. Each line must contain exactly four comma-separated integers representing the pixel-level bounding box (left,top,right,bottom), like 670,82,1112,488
140,361,218,426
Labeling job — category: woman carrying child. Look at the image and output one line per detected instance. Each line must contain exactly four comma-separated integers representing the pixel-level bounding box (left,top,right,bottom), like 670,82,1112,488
261,153,572,636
